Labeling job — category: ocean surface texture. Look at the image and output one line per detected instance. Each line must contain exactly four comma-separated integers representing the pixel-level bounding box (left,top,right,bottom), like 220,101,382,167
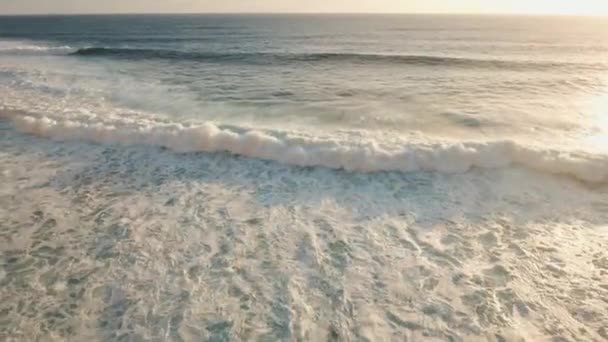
1,15,608,341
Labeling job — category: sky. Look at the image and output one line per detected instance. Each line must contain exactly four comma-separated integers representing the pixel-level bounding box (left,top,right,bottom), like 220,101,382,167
1,0,608,15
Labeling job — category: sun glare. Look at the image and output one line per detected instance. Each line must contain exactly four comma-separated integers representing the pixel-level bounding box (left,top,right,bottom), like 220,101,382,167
514,0,608,15
583,89,608,152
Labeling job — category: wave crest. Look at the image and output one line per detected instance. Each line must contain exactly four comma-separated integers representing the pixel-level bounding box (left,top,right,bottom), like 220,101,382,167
70,47,601,70
1,111,606,183
0,40,73,54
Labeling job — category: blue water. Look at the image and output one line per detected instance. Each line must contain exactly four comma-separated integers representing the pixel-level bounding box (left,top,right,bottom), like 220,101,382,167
1,15,608,341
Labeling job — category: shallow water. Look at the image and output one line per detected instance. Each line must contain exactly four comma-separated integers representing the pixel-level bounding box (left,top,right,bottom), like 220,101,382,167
1,14,608,341
2,123,608,341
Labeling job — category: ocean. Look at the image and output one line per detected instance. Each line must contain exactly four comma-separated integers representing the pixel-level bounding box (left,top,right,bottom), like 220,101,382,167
0,14,607,341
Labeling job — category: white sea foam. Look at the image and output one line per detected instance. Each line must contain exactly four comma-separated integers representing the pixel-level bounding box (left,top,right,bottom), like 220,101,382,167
1,110,606,183
0,40,73,54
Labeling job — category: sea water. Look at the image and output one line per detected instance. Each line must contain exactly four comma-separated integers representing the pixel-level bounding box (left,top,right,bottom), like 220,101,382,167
1,14,608,341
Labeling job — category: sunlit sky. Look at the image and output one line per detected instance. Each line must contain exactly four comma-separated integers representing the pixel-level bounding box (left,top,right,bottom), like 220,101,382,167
1,0,608,15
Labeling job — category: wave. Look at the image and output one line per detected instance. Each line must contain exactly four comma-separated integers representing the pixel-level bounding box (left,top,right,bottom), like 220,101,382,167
2,40,600,71
70,47,601,71
0,40,73,54
1,110,606,183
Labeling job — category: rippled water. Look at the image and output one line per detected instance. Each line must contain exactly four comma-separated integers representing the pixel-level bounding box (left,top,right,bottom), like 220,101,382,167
1,14,608,341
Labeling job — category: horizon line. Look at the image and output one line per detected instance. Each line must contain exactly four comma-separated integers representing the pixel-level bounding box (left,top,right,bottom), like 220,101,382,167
0,12,606,18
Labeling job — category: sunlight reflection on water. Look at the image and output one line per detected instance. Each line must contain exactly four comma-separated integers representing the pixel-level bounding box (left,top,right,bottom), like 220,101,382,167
577,82,608,153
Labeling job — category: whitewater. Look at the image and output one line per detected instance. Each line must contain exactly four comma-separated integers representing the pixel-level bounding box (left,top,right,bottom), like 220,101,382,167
1,14,608,342
2,111,607,183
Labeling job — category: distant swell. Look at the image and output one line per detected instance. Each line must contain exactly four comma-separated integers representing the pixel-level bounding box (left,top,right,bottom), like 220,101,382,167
70,47,599,70
1,111,606,183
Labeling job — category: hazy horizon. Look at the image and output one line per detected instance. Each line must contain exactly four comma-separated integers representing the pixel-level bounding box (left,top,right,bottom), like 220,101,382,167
2,12,608,17
1,0,608,16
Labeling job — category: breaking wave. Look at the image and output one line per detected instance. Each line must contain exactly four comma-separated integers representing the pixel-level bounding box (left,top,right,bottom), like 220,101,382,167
0,40,73,55
1,110,606,183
